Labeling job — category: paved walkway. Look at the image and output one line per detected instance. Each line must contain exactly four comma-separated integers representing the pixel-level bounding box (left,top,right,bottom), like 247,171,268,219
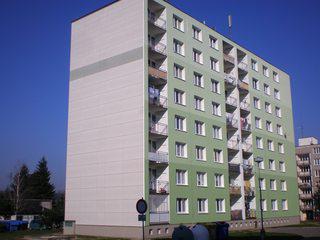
268,227,320,238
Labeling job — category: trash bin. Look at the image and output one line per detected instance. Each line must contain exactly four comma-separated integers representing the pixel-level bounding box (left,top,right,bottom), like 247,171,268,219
216,222,229,240
203,222,217,240
191,224,209,240
172,224,194,240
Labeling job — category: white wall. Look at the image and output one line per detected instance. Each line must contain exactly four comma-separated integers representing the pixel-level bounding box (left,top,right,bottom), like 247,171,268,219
65,0,145,227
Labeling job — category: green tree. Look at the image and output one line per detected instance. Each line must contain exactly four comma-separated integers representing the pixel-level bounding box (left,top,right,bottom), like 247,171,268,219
28,157,55,200
0,189,13,218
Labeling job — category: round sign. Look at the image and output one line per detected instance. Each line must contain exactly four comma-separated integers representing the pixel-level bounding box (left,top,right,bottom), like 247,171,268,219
136,198,147,214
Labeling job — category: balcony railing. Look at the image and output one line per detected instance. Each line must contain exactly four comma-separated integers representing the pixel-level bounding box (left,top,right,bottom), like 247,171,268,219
149,195,169,223
149,41,167,56
231,210,243,220
243,164,253,176
226,96,238,107
298,182,312,189
244,186,255,197
238,79,249,91
224,74,237,85
229,162,241,172
149,66,167,82
297,160,310,166
240,101,250,111
149,151,169,164
148,12,167,30
227,139,239,151
298,171,311,177
230,185,241,196
223,53,235,64
149,94,168,109
238,61,248,71
226,114,238,128
149,122,168,136
300,205,313,211
245,209,256,219
149,180,169,194
242,142,253,153
299,193,312,199
241,122,251,132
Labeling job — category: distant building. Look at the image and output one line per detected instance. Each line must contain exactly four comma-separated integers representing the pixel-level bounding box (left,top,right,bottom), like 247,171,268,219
64,0,299,238
296,137,320,220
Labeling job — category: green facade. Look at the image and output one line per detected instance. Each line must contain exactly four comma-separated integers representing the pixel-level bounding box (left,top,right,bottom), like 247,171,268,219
145,0,299,226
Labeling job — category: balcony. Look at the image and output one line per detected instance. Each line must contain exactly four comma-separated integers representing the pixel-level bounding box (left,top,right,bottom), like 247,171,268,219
228,162,241,173
297,160,310,167
238,61,248,71
243,164,254,176
238,79,249,91
149,66,167,85
226,114,238,130
149,180,169,194
300,205,313,211
231,210,243,220
242,142,253,153
149,94,168,110
148,12,167,31
298,182,312,189
227,139,239,151
149,151,168,164
244,186,255,198
241,122,251,133
298,171,311,177
226,96,238,109
223,53,235,64
149,122,168,137
245,209,256,219
224,74,237,86
149,195,169,224
230,185,241,197
299,193,312,200
240,101,250,112
149,41,167,57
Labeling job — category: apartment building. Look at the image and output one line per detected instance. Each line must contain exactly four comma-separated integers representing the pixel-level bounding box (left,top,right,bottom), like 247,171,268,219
64,0,299,238
296,137,320,221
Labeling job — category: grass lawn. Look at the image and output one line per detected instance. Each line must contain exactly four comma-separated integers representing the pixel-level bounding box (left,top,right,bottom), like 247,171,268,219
228,230,303,240
281,220,320,228
0,229,61,240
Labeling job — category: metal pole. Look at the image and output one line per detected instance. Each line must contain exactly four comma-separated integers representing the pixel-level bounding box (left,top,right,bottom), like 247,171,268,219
258,166,265,240
142,218,145,240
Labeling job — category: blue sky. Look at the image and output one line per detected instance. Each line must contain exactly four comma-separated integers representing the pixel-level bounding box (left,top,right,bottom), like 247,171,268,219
0,0,319,190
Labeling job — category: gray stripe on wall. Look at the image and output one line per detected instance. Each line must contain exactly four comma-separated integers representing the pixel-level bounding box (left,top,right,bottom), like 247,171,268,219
70,47,143,81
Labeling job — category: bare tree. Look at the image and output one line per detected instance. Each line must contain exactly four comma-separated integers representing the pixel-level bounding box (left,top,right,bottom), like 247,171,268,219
9,164,29,215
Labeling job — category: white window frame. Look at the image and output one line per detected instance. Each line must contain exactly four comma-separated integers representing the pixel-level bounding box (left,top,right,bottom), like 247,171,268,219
196,172,207,187
265,102,272,114
211,79,220,94
210,57,220,72
212,102,221,116
175,115,186,131
270,179,277,191
194,120,205,136
251,59,258,71
275,107,282,118
269,159,276,170
215,174,224,187
175,142,187,158
281,199,288,210
279,161,286,172
195,146,206,161
274,89,281,100
176,198,188,214
252,78,260,90
253,97,261,109
176,169,188,185
174,89,185,105
264,84,271,95
193,72,203,87
256,137,263,149
213,149,223,163
273,71,279,82
213,125,222,139
255,117,262,129
278,143,284,154
197,198,208,213
194,96,204,111
281,180,287,191
261,199,267,211
193,48,203,64
259,178,266,190
271,199,278,211
209,36,219,50
216,199,225,213
174,64,185,80
173,39,184,56
173,15,184,31
192,26,202,41
267,140,274,151
263,65,269,77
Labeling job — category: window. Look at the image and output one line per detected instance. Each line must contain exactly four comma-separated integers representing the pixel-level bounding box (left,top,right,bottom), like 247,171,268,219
195,121,205,136
194,96,204,111
177,198,188,213
173,39,184,55
279,161,286,172
266,121,273,132
252,78,260,90
195,146,206,161
215,174,224,187
213,149,223,163
315,159,320,165
264,84,271,95
267,140,274,151
174,64,185,79
274,89,280,100
281,199,288,210
273,71,279,82
176,142,186,157
253,97,261,109
269,159,276,170
270,179,277,190
278,143,284,153
258,159,265,169
193,49,203,64
271,199,278,211
265,102,272,113
315,170,320,177
212,102,221,116
256,137,263,149
193,72,203,87
263,65,269,77
213,125,222,139
277,124,283,135
275,107,282,117
261,199,267,211
192,26,202,41
210,58,219,72
216,199,225,213
211,79,220,94
174,89,185,105
175,115,186,131
314,148,320,154
251,59,258,71
281,180,287,191
176,170,188,185
173,15,184,31
197,199,208,213
209,36,218,50
259,178,266,190
197,172,207,187
255,117,262,129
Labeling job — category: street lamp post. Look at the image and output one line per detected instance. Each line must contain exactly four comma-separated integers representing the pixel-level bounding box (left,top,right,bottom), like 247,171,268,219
254,157,265,240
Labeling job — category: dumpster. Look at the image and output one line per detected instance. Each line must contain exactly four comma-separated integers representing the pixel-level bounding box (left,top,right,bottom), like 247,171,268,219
172,225,194,240
191,224,209,240
203,222,217,240
216,222,229,240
